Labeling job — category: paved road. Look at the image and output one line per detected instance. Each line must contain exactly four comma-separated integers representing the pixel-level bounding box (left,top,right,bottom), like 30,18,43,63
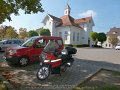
76,48,120,65
0,48,120,90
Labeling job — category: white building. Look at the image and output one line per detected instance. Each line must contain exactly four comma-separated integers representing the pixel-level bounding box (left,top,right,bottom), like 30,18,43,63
42,4,95,45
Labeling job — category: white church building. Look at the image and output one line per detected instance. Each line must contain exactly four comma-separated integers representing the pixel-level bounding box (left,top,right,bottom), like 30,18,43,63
42,4,95,46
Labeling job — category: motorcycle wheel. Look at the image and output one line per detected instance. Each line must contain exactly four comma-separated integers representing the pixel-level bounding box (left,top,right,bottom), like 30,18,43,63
37,65,50,80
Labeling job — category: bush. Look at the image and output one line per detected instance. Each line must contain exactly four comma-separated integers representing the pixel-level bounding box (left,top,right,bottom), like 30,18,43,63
64,44,73,47
64,44,89,48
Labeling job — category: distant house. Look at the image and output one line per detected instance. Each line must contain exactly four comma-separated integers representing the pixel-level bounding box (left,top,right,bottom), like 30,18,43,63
42,4,95,46
103,27,120,48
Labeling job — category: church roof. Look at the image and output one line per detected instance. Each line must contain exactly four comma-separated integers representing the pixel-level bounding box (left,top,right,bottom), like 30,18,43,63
48,14,62,22
107,27,120,36
46,14,92,29
60,15,74,26
75,17,92,24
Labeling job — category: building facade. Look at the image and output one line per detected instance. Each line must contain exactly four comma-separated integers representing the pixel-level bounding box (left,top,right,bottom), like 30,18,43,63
42,4,95,45
103,27,120,48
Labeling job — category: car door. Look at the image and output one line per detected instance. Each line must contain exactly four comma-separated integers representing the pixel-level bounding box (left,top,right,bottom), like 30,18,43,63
28,39,47,61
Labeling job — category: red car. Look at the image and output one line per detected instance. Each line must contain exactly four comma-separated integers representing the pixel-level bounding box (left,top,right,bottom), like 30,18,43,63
4,36,64,66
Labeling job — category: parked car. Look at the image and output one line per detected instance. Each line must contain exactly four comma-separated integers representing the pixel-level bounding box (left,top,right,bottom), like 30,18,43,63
4,36,64,66
0,39,24,51
115,45,120,50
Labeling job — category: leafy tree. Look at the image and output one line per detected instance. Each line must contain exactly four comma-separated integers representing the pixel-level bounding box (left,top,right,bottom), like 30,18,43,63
108,34,118,47
36,27,43,36
0,25,6,40
28,30,38,37
18,28,28,39
5,26,18,39
90,32,98,45
97,32,107,46
0,0,44,24
40,28,51,36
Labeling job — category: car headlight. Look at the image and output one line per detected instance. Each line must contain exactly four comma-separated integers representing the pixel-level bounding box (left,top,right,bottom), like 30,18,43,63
9,49,17,55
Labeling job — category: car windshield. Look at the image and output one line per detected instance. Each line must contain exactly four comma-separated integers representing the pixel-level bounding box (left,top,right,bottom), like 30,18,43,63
43,40,59,53
21,38,35,47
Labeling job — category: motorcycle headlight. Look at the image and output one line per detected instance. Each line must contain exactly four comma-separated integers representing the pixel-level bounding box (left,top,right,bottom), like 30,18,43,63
9,49,17,55
61,49,68,55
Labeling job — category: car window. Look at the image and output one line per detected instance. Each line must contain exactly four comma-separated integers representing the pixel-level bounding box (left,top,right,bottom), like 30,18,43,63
6,40,12,44
21,38,35,47
36,39,46,48
57,40,63,46
13,40,18,44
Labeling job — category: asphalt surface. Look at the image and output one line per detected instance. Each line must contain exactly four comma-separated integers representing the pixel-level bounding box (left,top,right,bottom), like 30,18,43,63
0,48,120,90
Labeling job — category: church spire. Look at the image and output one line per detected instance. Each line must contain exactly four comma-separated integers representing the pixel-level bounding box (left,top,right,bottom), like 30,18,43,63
64,3,71,15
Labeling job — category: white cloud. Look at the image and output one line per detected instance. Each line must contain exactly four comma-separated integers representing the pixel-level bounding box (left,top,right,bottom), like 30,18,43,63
79,10,97,17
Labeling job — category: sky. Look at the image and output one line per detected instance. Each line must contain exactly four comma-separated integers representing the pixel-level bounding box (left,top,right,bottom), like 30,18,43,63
1,0,120,33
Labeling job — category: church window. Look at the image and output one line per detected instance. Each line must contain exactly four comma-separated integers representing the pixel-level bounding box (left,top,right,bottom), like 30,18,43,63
49,21,51,25
73,32,75,41
59,32,62,37
64,31,68,40
65,31,68,35
77,33,79,41
66,11,67,14
82,37,85,39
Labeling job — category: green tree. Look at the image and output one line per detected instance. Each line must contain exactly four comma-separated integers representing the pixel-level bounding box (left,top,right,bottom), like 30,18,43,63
28,30,38,37
108,34,118,47
40,28,51,36
5,26,18,39
18,28,28,39
0,0,44,24
36,27,43,36
90,32,98,45
0,25,6,40
98,32,107,46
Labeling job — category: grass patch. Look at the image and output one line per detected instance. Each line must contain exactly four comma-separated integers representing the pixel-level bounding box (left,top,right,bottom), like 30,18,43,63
111,70,120,76
73,85,119,90
102,85,119,90
0,79,8,90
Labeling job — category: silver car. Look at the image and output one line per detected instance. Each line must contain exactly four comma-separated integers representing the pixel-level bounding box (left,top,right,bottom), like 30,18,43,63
0,39,24,51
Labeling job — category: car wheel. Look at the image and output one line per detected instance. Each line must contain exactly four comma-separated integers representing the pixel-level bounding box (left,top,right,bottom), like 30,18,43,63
19,57,29,66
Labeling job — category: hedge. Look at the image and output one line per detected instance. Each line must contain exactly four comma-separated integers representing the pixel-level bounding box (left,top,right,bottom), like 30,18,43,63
64,44,89,48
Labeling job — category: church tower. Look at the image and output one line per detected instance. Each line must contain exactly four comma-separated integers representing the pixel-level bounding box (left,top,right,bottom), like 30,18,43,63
64,3,71,15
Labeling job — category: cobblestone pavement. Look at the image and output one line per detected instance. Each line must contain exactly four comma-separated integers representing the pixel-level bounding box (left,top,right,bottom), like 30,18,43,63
1,48,120,90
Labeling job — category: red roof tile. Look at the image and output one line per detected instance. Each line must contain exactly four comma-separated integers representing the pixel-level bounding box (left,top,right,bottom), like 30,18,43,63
74,17,91,24
48,14,91,29
60,15,74,26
